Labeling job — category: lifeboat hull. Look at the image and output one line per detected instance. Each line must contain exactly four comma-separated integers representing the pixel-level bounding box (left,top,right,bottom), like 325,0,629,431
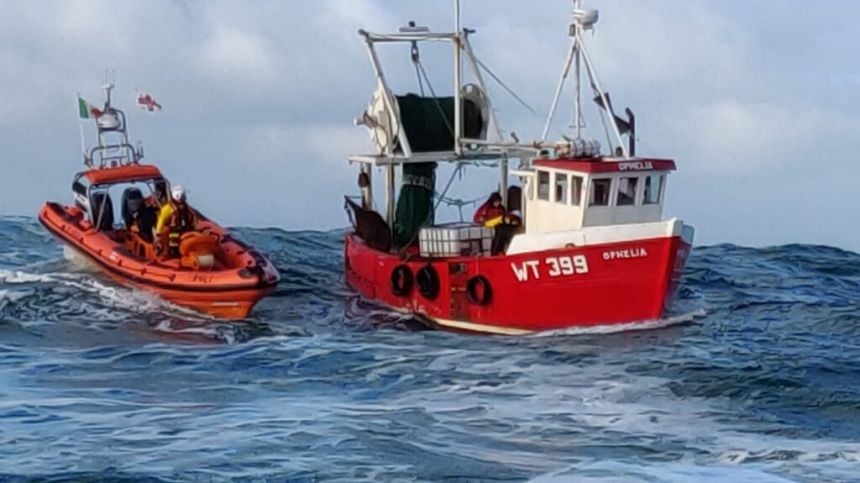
39,202,279,319
345,230,691,335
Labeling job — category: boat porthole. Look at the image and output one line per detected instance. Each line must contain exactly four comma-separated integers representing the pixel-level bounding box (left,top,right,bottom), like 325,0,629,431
390,264,413,297
416,265,440,301
466,275,492,306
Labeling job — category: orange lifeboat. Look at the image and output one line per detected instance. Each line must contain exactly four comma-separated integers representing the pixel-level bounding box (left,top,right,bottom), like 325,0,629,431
39,164,280,319
40,84,279,319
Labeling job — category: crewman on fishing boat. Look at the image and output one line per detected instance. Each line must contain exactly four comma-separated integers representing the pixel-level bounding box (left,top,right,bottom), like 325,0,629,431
156,185,197,258
473,192,506,226
504,185,523,227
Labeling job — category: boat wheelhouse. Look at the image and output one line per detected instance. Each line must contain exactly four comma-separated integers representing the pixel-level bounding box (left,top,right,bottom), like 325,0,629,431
509,156,690,253
344,1,694,334
40,81,279,319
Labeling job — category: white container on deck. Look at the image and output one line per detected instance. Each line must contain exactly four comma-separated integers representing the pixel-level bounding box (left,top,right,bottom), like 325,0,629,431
419,223,493,257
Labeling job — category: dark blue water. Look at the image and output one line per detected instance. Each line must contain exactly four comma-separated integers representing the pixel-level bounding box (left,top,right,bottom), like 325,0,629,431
1,215,859,482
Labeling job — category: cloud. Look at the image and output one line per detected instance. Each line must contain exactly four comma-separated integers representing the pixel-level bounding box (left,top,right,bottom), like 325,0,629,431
671,100,860,176
195,25,279,85
233,122,372,167
2,0,860,248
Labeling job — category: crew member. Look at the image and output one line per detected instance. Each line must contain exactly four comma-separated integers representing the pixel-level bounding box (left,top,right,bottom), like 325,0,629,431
156,185,196,258
473,192,506,226
504,185,523,226
490,186,524,255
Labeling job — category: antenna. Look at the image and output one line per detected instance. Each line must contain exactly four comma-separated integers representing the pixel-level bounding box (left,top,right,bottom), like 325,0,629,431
101,70,117,108
454,0,461,32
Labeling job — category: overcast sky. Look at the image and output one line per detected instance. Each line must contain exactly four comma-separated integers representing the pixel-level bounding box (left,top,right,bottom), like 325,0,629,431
2,0,859,249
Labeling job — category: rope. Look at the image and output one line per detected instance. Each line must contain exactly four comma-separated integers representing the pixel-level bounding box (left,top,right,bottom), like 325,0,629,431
433,166,485,222
411,42,425,96
432,163,487,221
433,164,463,211
343,196,361,229
414,63,425,96
434,194,484,223
410,40,454,139
417,61,455,138
474,57,539,116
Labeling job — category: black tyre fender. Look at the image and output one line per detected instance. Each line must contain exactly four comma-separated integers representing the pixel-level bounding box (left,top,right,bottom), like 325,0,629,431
466,275,492,306
390,264,413,297
416,265,440,300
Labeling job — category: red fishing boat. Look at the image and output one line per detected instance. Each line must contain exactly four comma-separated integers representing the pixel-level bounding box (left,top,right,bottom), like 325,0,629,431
344,2,694,334
39,82,279,318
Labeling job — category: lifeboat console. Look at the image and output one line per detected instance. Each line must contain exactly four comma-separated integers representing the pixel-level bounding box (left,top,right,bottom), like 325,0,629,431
39,81,279,318
344,1,694,334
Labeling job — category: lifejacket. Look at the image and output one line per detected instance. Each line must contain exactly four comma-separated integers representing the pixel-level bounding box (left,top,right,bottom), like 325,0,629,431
169,203,194,231
167,203,195,247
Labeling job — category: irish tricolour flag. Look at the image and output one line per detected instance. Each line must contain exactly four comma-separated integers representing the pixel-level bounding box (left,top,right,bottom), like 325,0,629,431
77,96,103,119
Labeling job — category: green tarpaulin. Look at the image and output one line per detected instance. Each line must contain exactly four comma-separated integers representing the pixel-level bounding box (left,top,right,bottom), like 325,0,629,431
395,94,484,153
393,162,436,247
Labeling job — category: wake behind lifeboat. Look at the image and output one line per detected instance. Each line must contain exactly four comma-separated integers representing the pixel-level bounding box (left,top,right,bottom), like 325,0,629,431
39,81,279,319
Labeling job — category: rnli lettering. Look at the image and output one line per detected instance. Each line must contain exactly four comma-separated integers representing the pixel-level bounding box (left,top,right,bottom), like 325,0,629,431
618,161,654,171
511,255,589,282
602,247,648,261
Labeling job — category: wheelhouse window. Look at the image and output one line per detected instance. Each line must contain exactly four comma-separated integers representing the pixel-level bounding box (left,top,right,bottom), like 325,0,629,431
617,177,639,206
643,175,664,205
537,171,550,201
554,173,568,204
589,178,612,206
570,176,583,206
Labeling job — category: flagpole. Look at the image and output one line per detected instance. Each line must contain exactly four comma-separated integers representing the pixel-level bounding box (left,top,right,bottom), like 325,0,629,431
76,93,89,166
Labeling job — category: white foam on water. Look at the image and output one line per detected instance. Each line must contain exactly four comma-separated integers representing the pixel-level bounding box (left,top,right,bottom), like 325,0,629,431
350,292,706,337
529,461,799,483
149,318,233,344
534,309,707,337
0,267,208,322
354,347,860,480
0,269,59,285
0,288,33,312
62,245,98,271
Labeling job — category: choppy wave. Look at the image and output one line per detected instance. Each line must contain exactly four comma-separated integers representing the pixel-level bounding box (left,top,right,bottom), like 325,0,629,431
1,216,860,482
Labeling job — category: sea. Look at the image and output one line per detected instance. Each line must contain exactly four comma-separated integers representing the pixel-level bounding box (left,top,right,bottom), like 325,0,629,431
1,215,859,482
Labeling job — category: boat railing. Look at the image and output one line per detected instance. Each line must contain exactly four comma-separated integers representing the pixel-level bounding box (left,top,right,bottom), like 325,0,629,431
88,142,140,168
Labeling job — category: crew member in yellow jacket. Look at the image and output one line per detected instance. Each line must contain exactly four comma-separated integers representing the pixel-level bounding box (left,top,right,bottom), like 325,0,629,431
156,185,197,258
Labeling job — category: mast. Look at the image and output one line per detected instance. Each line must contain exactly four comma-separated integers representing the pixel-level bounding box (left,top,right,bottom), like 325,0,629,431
83,75,143,168
453,0,463,157
541,1,629,158
542,39,571,143
97,79,116,150
573,0,582,140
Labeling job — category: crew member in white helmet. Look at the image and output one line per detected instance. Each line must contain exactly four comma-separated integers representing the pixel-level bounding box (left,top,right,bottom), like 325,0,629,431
155,184,197,258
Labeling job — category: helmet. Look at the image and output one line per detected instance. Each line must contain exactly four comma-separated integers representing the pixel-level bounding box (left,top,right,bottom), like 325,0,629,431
171,185,186,202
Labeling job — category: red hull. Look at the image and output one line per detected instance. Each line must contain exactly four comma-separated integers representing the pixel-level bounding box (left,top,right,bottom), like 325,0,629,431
345,234,690,334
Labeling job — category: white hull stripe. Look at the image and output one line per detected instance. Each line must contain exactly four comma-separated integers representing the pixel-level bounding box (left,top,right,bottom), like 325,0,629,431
429,317,534,335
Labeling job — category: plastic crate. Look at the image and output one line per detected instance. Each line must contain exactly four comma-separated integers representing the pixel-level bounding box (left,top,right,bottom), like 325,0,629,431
419,223,493,257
